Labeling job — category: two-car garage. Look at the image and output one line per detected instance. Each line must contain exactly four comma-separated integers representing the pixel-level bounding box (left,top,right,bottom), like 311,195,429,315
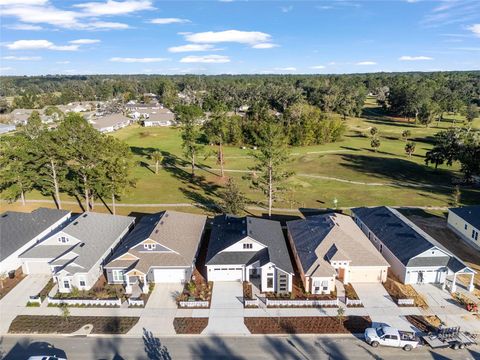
151,268,190,283
207,266,244,281
349,266,388,283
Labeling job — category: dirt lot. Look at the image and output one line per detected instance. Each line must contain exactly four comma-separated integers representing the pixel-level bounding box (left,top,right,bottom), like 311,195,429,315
244,316,371,334
406,213,480,295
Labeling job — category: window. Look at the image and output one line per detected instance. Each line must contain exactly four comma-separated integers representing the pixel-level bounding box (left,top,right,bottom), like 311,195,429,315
143,243,156,250
79,278,86,287
465,224,468,230
472,230,479,241
243,243,253,249
322,280,329,291
267,274,274,288
112,270,124,282
58,236,68,243
63,280,70,289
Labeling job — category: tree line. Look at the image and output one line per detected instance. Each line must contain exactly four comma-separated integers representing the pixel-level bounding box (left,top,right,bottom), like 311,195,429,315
0,113,136,214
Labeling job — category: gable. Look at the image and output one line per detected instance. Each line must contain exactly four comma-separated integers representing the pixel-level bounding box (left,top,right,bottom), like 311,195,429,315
41,231,81,246
117,252,139,261
221,236,267,253
415,246,450,258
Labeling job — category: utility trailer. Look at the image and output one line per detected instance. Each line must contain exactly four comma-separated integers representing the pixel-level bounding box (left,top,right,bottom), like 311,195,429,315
421,326,477,350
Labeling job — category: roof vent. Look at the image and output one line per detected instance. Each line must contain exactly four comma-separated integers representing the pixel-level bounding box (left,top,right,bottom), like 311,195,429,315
155,229,159,233
83,213,88,218
242,230,246,235
1,214,8,218
165,213,169,217
79,243,85,247
73,221,79,225
160,221,164,225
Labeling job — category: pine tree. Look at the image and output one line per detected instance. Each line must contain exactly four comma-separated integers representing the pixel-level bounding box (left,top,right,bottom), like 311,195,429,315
219,178,246,215
203,109,228,177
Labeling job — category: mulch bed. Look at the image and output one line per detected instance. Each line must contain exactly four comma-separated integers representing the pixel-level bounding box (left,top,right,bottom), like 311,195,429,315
243,281,253,299
173,317,208,334
37,279,55,300
0,268,26,299
405,315,440,333
245,316,371,334
8,315,139,334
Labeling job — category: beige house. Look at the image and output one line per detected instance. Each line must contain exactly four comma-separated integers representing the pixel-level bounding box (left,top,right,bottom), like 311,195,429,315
447,206,480,251
286,213,389,295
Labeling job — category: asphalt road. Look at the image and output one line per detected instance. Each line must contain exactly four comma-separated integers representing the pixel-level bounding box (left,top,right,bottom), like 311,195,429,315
1,334,479,360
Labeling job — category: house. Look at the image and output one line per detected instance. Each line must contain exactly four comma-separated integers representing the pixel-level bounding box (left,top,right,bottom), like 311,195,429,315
90,113,131,133
286,213,389,295
352,206,476,292
9,109,34,125
104,211,206,294
20,212,135,293
206,215,294,294
142,108,175,127
0,123,16,134
0,208,71,274
447,205,480,250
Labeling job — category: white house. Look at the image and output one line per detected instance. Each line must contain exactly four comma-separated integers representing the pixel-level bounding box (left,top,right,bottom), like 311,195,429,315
352,206,476,293
0,208,71,275
205,215,294,294
20,212,134,293
287,213,389,295
90,113,132,133
447,205,480,250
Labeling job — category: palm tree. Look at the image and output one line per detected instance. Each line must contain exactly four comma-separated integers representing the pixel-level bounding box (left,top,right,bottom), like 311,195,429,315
150,150,163,175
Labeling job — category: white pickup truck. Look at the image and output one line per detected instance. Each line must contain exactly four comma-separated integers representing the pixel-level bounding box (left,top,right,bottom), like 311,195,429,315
364,326,420,351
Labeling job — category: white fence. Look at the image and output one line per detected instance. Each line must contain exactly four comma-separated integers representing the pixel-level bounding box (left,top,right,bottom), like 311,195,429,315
27,296,42,305
346,298,363,306
128,298,144,307
397,298,415,306
178,300,209,308
244,298,259,307
47,297,121,307
266,298,339,307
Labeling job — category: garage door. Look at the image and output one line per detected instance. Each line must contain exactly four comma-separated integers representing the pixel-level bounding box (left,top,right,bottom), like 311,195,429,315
152,268,187,283
209,267,243,281
349,267,384,283
23,260,51,274
411,270,441,284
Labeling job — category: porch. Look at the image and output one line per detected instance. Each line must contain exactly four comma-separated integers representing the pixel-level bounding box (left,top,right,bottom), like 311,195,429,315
442,267,475,293
124,271,149,295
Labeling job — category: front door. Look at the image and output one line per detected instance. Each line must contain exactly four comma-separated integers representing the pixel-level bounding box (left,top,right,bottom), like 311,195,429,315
338,268,345,281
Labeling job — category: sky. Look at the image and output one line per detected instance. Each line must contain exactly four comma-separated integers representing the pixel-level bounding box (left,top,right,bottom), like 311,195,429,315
0,0,479,76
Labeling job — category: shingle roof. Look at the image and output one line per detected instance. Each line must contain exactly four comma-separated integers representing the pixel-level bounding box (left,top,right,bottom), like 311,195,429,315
104,211,206,273
287,213,389,278
206,215,294,274
90,113,131,130
0,208,70,262
449,205,480,229
351,206,473,273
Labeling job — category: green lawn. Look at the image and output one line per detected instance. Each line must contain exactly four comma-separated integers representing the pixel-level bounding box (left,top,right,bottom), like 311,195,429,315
4,107,480,214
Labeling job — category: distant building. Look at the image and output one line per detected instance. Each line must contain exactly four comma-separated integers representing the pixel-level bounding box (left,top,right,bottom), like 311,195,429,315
0,123,16,134
90,113,132,133
142,108,175,127
447,205,480,250
9,109,34,125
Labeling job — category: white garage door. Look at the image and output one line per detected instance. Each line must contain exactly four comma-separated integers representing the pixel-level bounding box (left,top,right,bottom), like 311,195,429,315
209,267,243,281
152,268,187,283
349,267,384,283
411,270,441,284
23,260,51,274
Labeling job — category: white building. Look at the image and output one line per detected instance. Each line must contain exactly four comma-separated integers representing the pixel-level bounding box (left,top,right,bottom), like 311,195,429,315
447,205,480,250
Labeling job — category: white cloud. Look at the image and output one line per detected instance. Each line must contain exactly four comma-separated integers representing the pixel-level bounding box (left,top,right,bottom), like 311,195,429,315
56,60,70,64
6,23,43,30
0,0,47,4
310,65,326,69
69,39,101,44
73,0,153,16
168,44,217,53
150,18,190,25
180,55,230,63
87,21,129,29
468,24,480,37
6,39,79,51
0,67,14,71
110,57,169,63
399,55,433,61
252,43,278,49
280,5,293,13
356,61,377,65
185,30,271,45
274,67,296,71
2,55,41,60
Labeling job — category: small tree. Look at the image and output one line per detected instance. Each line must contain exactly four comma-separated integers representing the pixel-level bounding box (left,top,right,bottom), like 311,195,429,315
405,141,416,158
370,127,378,137
337,307,345,325
219,177,246,215
59,303,70,323
370,138,380,152
452,185,461,207
150,150,163,175
401,130,411,142
464,104,479,130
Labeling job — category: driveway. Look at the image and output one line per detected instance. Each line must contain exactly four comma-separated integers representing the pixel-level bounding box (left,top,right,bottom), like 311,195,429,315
145,283,183,309
0,274,50,334
354,283,397,309
203,281,250,335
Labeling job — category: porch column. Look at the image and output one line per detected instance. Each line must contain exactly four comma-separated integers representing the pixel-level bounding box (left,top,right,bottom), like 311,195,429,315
125,274,132,294
142,274,149,294
245,266,250,282
451,273,457,293
468,274,475,292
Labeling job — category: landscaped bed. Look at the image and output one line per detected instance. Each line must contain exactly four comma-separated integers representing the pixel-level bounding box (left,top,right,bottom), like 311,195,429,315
405,315,442,333
0,267,26,300
383,273,427,308
8,315,139,334
245,316,371,334
37,278,55,301
177,269,213,308
173,317,209,334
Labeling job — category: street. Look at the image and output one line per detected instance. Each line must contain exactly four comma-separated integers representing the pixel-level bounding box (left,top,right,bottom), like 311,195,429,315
1,334,479,360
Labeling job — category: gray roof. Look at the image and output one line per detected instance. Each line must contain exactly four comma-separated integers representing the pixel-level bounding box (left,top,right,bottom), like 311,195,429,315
0,208,70,262
449,205,480,229
20,244,75,259
90,113,131,130
407,256,450,267
21,212,134,274
352,206,473,273
206,215,294,274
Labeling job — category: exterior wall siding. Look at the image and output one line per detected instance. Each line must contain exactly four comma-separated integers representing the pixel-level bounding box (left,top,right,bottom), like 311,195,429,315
447,211,480,250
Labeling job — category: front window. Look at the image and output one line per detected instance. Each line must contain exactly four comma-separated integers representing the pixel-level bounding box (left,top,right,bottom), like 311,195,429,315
267,274,274,288
79,279,86,287
63,280,70,289
112,270,124,282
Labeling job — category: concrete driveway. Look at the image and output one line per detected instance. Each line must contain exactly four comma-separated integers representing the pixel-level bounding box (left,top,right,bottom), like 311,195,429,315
203,281,250,335
354,283,397,309
145,282,183,309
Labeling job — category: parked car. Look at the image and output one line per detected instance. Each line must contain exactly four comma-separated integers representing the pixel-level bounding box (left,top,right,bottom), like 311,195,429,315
364,326,420,351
